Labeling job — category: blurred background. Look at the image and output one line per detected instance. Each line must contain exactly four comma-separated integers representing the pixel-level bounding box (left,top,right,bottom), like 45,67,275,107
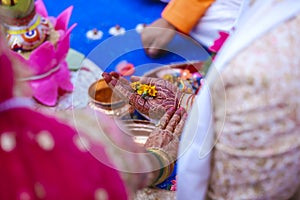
43,0,166,55
43,0,208,75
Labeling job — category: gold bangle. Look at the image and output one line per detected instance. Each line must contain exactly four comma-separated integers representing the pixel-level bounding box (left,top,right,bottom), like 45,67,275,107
147,149,165,186
147,148,175,186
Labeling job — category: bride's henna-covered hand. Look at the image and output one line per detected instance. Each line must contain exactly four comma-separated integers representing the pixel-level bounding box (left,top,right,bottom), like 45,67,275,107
145,107,187,161
93,106,187,190
130,75,185,118
102,71,187,119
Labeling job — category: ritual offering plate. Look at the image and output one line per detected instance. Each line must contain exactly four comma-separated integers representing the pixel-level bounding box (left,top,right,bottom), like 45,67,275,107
88,79,131,117
121,119,156,147
144,60,206,95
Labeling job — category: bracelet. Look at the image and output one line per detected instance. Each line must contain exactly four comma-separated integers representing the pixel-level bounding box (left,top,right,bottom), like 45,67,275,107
155,150,173,184
147,149,165,186
147,148,175,186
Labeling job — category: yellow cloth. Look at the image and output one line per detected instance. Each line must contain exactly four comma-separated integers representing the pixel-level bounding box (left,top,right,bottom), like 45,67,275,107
162,0,215,34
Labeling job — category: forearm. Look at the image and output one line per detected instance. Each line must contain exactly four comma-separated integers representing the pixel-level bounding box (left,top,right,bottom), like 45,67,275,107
119,152,161,189
137,107,187,188
120,149,175,192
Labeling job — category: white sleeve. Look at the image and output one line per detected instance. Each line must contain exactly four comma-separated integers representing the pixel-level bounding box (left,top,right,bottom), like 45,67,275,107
190,0,248,48
176,82,214,200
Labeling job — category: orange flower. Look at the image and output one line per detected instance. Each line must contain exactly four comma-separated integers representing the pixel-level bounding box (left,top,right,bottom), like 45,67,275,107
180,69,192,80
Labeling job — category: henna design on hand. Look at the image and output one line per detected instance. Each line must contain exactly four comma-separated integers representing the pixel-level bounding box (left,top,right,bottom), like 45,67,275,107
145,107,187,161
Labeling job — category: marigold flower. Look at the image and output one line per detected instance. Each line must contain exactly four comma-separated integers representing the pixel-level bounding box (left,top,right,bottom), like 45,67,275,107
131,82,158,98
148,85,157,97
137,84,149,95
130,81,141,91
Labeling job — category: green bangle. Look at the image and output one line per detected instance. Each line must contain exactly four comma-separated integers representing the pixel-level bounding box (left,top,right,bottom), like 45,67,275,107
147,149,165,186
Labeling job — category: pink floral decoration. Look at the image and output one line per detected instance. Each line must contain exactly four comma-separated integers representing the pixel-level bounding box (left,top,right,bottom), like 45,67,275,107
170,176,177,191
209,31,229,54
11,0,77,106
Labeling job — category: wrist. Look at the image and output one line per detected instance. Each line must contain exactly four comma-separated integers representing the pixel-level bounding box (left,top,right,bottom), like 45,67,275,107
146,148,175,187
160,17,176,31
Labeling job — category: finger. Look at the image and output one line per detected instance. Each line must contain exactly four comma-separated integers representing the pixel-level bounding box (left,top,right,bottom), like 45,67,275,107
141,29,160,58
102,71,109,77
128,105,135,115
165,107,185,132
102,72,112,84
110,79,118,87
109,71,120,79
130,76,141,82
104,71,123,87
118,75,130,85
140,27,153,48
145,47,160,58
174,111,187,137
158,107,176,129
113,84,133,102
113,79,134,101
103,71,121,87
130,76,155,85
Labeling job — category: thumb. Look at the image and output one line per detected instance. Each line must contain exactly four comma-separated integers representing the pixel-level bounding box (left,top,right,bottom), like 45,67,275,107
113,78,135,102
146,47,160,58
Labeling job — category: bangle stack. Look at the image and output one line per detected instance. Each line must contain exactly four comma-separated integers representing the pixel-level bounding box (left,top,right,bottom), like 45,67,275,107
147,147,175,186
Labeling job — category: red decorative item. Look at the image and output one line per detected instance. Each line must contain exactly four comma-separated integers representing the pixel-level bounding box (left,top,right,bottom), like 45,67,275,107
170,176,177,191
116,60,135,76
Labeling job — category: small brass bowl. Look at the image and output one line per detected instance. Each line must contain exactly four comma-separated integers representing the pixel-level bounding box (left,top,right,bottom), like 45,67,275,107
122,119,156,147
88,79,129,116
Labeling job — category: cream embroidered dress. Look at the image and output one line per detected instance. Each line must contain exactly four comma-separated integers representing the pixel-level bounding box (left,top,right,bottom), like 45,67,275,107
209,11,300,200
177,0,300,199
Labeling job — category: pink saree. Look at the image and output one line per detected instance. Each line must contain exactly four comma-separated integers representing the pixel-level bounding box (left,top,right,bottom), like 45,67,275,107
0,41,127,199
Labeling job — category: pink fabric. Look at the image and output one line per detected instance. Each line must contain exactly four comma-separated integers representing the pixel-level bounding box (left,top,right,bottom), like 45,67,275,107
0,31,127,200
0,54,13,102
35,0,48,18
54,6,74,32
0,108,128,200
10,0,76,106
208,31,229,54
